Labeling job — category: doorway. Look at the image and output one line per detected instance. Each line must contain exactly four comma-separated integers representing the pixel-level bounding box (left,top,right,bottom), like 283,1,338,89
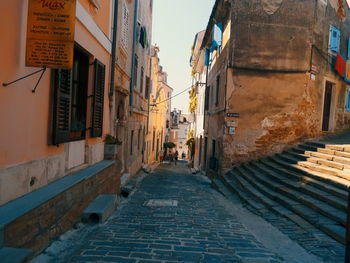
322,81,333,131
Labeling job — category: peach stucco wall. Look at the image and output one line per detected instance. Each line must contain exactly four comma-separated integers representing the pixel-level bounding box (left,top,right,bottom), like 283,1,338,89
0,0,111,168
78,0,112,37
0,0,63,168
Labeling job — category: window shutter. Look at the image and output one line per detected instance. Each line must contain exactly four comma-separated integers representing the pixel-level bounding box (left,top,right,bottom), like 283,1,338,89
145,76,151,98
122,4,129,49
205,48,210,66
346,89,350,112
211,23,223,50
91,59,105,138
347,38,350,59
134,54,138,88
330,26,340,53
205,86,210,111
52,69,72,144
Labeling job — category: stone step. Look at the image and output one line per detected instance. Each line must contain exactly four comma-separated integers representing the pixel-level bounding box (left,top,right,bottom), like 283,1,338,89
221,168,345,244
304,141,326,148
242,163,346,226
318,148,338,156
290,146,307,155
227,169,281,210
259,158,348,201
279,152,347,172
0,247,32,263
271,153,350,183
298,161,350,180
298,143,319,152
285,150,349,170
215,174,268,213
268,155,350,191
326,144,349,152
250,161,347,211
334,150,350,158
82,195,118,224
283,150,309,161
234,166,346,244
304,150,336,161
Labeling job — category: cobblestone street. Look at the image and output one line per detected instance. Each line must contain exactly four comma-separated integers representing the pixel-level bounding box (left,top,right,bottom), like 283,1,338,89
38,163,323,263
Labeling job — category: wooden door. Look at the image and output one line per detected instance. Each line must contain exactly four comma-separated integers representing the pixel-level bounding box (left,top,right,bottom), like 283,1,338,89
322,82,333,131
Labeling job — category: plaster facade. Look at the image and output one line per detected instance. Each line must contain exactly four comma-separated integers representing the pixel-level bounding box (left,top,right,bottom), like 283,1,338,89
0,0,115,205
202,0,350,175
146,46,173,165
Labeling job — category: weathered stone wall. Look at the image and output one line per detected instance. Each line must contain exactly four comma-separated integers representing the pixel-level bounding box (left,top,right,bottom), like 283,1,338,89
204,44,229,172
231,0,314,71
3,164,120,256
223,70,322,168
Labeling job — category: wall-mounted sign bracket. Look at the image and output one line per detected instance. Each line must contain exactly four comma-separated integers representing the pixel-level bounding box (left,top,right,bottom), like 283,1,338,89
2,66,47,93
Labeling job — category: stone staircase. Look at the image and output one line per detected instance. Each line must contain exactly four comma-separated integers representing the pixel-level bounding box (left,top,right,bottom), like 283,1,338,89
218,141,350,245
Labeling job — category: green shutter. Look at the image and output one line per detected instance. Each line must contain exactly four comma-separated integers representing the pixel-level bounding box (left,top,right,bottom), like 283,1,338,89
52,69,72,144
91,59,106,138
346,89,350,112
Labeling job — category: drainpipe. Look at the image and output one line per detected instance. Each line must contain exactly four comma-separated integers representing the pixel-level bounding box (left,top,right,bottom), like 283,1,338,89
129,0,139,108
109,0,119,98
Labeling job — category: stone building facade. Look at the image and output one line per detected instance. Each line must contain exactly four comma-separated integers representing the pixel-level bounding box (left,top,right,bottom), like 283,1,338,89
202,0,350,175
113,0,153,180
146,46,173,165
190,30,207,170
0,0,119,255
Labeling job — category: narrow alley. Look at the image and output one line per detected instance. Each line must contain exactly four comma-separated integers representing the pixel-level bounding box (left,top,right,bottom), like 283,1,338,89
3,1,350,262
33,163,330,263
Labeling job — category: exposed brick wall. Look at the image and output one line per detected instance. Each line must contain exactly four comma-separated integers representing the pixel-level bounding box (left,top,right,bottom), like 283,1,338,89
4,164,120,255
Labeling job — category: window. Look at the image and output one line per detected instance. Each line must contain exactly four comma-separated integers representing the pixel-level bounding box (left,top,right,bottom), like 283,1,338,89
212,139,216,157
205,48,210,66
329,25,340,53
346,89,350,112
145,76,151,98
205,86,210,110
91,59,106,137
130,130,134,155
215,75,220,106
52,47,106,144
212,23,223,51
138,129,141,150
347,38,350,59
121,3,129,49
152,130,155,151
134,55,138,88
140,66,144,94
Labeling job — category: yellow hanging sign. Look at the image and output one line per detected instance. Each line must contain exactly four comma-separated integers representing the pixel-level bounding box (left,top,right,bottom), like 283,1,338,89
26,0,76,69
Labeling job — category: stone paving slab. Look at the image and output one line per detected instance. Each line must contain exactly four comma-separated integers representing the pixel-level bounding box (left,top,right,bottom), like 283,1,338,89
67,164,283,263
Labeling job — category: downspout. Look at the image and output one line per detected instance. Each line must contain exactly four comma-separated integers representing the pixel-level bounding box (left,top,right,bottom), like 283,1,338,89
129,0,139,108
147,56,152,134
109,0,119,98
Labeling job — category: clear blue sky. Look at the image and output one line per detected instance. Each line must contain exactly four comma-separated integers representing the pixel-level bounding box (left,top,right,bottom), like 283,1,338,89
152,0,216,113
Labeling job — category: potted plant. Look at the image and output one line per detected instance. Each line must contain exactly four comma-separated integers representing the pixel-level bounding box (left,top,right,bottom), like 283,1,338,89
104,134,122,159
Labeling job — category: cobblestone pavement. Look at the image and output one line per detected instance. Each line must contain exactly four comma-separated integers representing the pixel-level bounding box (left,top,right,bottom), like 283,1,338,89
67,163,286,263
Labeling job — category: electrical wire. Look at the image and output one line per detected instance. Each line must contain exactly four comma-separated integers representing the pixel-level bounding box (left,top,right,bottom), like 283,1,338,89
151,86,192,106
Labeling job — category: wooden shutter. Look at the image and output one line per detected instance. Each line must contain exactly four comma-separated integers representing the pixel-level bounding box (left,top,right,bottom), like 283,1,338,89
91,59,106,138
52,69,72,144
346,89,350,112
347,38,350,59
330,26,340,53
205,86,210,110
122,4,129,49
145,76,150,98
